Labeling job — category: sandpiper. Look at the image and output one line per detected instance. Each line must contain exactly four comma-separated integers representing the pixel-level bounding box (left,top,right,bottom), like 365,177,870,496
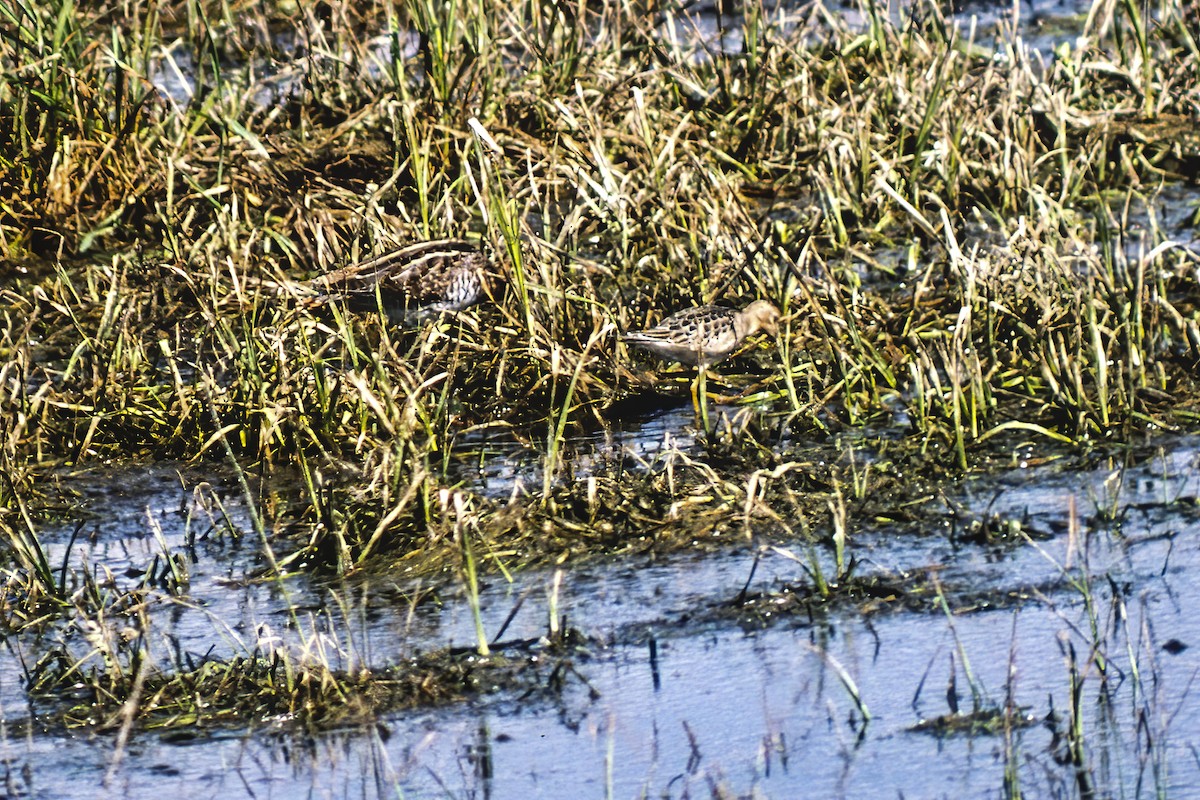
623,300,782,368
304,239,492,324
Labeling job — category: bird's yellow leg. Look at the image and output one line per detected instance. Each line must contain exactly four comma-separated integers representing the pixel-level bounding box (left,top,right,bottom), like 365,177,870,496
694,368,711,434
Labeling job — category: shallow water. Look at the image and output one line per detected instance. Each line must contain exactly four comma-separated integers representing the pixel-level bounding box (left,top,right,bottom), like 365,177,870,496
7,416,1200,798
147,0,1098,108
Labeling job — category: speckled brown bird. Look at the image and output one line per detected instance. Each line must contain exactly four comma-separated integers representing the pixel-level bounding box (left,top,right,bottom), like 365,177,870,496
304,239,492,324
624,300,782,367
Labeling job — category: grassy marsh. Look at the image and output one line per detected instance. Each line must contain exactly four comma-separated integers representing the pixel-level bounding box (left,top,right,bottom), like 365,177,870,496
2,0,1200,769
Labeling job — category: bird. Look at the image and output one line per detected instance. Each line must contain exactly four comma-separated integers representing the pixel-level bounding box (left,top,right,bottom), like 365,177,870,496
623,300,782,368
302,239,492,324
